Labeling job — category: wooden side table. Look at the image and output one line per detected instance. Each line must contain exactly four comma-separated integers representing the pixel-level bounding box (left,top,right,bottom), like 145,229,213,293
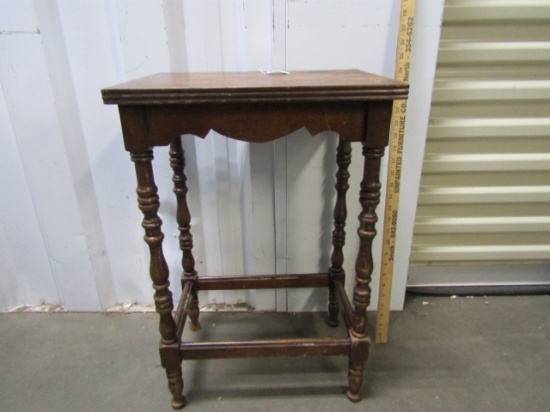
102,70,408,409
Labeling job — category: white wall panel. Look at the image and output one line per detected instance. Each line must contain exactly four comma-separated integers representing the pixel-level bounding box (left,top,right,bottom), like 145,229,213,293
286,0,399,75
0,0,442,311
0,1,104,310
0,81,60,311
56,1,151,304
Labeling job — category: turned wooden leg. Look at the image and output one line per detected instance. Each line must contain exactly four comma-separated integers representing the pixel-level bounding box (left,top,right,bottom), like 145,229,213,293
161,345,186,409
327,280,340,328
347,360,364,402
131,150,184,408
166,365,186,409
169,138,200,331
328,138,352,327
346,145,384,402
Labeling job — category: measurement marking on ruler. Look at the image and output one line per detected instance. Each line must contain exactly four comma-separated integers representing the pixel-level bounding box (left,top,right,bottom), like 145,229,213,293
376,0,416,344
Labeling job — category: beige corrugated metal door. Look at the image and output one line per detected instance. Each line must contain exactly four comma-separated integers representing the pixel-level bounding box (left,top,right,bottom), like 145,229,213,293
409,0,550,289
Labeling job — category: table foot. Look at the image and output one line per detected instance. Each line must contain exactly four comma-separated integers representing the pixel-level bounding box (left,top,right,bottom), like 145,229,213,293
166,365,186,410
346,389,361,403
171,397,187,410
346,361,364,402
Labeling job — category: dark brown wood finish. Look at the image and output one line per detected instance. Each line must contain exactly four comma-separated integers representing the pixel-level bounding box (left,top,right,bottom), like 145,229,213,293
103,70,408,409
130,150,177,345
197,273,329,291
335,280,354,329
180,338,351,360
130,150,185,409
169,138,200,331
328,138,352,327
347,144,385,402
102,70,408,105
104,70,406,151
174,281,191,338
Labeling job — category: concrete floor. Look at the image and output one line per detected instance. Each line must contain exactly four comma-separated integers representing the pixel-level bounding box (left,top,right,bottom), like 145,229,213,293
1,294,548,412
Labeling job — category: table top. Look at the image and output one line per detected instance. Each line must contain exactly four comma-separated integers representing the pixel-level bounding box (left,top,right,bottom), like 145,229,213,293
102,70,408,105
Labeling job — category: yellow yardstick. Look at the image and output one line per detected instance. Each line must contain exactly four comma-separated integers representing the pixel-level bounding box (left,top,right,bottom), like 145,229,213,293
376,0,416,344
